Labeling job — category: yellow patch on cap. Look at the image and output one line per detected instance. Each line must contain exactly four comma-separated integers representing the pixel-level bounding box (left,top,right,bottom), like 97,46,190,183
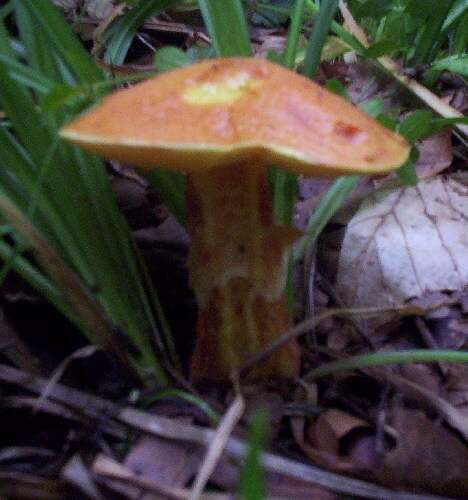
183,72,263,105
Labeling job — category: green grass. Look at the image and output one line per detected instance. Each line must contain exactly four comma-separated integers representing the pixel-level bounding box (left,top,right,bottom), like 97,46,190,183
238,410,268,500
306,349,468,380
346,0,468,76
103,0,180,65
0,0,173,386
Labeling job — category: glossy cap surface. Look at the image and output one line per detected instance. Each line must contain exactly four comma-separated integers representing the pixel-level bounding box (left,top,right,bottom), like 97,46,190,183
60,57,410,175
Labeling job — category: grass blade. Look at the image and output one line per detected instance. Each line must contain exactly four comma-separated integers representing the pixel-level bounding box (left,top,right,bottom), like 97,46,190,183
198,0,251,56
306,349,468,381
22,0,102,83
104,0,180,65
238,411,267,500
302,0,339,78
0,194,140,382
283,0,306,69
294,176,359,264
442,0,468,30
0,53,54,93
1,4,174,385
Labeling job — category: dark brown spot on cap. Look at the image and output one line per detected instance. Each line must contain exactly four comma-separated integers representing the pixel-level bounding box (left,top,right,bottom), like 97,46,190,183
334,121,367,144
364,154,377,163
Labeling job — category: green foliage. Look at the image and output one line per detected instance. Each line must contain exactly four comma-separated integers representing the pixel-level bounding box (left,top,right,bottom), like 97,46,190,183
251,0,293,27
198,0,252,56
153,45,215,73
307,349,468,380
325,78,349,98
398,110,434,142
396,152,419,187
394,111,468,185
0,0,174,385
347,0,467,65
294,176,359,264
238,410,268,500
154,46,192,72
143,389,220,425
103,0,180,65
303,0,340,78
431,54,468,77
282,0,306,69
359,97,385,117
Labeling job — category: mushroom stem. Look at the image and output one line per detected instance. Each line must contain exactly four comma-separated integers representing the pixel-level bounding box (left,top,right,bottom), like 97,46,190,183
186,161,300,381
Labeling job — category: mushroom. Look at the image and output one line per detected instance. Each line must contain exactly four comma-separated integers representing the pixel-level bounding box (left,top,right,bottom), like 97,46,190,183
60,58,410,382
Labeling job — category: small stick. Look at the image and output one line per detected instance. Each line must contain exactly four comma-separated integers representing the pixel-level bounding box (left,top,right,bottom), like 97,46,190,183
238,305,422,376
189,396,245,500
93,454,228,500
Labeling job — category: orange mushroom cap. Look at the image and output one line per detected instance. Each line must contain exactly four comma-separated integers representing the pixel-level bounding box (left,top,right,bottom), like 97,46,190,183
60,57,409,175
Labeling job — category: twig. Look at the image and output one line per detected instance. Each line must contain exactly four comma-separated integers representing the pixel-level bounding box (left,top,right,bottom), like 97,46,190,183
33,345,98,413
0,363,450,500
93,454,229,500
415,317,449,376
1,395,125,438
238,305,422,376
370,369,468,441
189,396,244,500
0,471,64,499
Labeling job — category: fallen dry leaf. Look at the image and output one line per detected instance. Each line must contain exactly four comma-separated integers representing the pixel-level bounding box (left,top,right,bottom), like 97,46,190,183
124,436,202,497
415,129,453,178
85,0,114,19
377,409,468,497
62,454,103,500
313,409,370,457
336,175,468,327
368,366,468,440
53,0,79,9
445,364,468,419
291,407,381,472
54,0,114,18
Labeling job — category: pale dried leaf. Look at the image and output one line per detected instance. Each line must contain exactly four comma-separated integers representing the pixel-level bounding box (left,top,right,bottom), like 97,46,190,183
85,0,115,19
53,0,79,9
62,454,103,500
291,408,377,472
124,436,202,498
337,176,468,321
377,409,468,497
415,129,453,179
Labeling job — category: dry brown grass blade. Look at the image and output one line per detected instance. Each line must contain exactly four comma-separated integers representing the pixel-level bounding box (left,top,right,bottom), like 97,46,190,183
0,471,64,499
0,363,451,500
1,395,126,438
33,345,98,413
